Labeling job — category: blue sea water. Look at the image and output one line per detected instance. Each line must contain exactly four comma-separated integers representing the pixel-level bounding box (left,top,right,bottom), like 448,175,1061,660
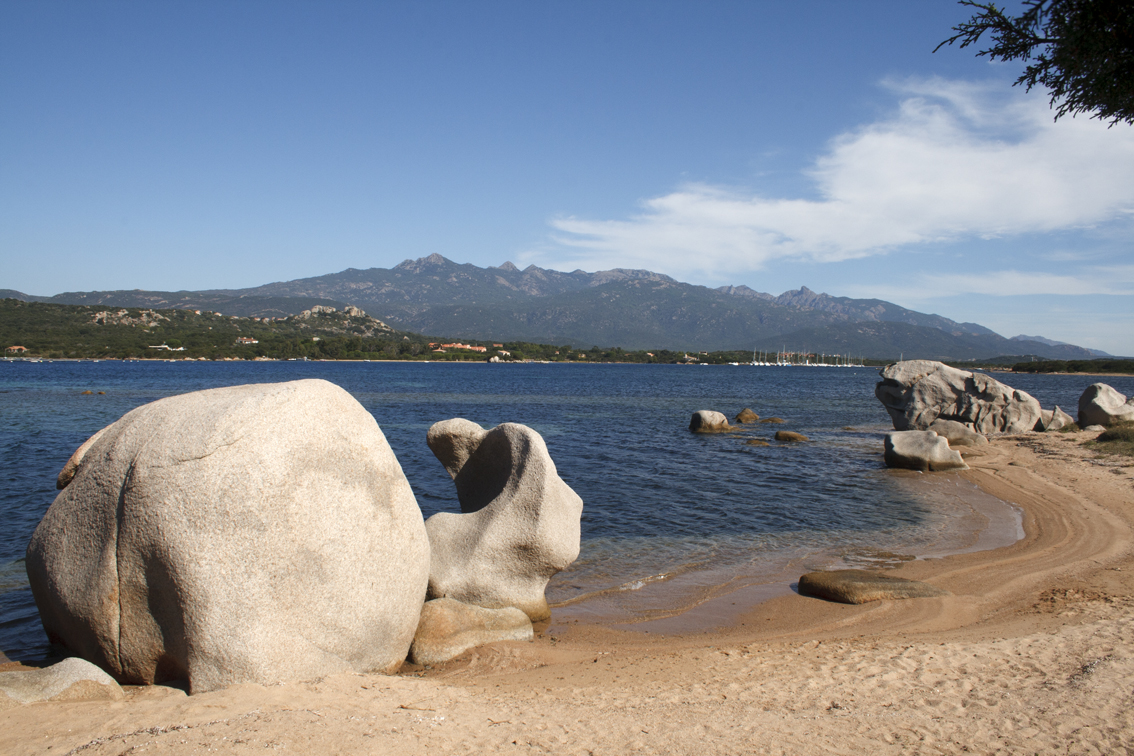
3,360,1131,659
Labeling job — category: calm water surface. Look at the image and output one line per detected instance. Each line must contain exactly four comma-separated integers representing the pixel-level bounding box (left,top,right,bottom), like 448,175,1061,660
3,360,1130,658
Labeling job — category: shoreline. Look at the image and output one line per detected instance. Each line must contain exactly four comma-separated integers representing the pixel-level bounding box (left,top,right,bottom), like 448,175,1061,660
3,429,1134,753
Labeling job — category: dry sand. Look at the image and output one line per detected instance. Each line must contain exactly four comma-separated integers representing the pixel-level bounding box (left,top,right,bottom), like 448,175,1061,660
4,430,1134,755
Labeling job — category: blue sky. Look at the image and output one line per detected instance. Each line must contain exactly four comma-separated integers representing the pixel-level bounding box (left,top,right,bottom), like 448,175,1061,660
2,1,1132,354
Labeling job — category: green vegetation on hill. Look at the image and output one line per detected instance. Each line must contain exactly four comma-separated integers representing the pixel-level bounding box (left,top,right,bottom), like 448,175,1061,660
1010,359,1134,375
0,300,431,361
0,299,890,364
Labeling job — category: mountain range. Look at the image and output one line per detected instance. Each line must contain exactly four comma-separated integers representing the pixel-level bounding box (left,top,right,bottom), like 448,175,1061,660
1,254,1111,360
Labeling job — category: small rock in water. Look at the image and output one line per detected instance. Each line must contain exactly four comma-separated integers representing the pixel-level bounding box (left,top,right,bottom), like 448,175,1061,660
774,431,808,442
735,408,759,424
745,439,770,446
760,417,785,424
884,431,967,472
798,570,950,604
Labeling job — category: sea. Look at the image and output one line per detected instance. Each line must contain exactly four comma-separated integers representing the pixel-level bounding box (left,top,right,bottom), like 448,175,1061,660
3,359,1131,659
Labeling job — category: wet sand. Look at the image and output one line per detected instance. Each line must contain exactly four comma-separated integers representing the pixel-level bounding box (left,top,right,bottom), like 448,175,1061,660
3,429,1134,754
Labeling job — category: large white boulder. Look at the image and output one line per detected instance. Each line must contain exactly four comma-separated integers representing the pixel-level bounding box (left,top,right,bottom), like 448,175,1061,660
876,360,1042,434
27,379,430,694
1078,383,1134,427
884,431,968,472
424,419,583,621
689,410,731,432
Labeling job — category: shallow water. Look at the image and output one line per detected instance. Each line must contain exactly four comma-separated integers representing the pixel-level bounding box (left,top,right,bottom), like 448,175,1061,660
2,360,1130,658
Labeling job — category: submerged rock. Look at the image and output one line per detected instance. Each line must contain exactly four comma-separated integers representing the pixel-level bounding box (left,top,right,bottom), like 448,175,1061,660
409,598,532,665
735,408,760,424
883,430,967,472
27,379,430,694
760,417,785,424
425,419,583,622
745,439,770,447
1078,383,1134,428
876,360,1042,434
798,570,950,604
774,431,809,442
690,411,731,432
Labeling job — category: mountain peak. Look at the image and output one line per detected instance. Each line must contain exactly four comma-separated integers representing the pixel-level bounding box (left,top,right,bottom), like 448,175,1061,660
494,261,519,272
394,253,454,273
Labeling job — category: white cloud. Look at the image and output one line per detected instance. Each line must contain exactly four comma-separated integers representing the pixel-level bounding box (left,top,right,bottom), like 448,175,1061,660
547,78,1134,279
840,266,1134,303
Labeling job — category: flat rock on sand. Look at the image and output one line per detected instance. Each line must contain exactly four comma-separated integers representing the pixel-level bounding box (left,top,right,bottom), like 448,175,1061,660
798,569,950,604
409,598,533,666
0,658,124,708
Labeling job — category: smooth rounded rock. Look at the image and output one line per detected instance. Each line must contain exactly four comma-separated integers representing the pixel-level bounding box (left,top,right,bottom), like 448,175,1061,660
689,411,730,432
425,419,583,622
1078,383,1134,428
1036,405,1075,432
56,425,111,489
798,570,950,604
876,360,1042,434
927,419,988,447
27,379,430,694
409,598,533,665
884,431,968,472
0,657,124,708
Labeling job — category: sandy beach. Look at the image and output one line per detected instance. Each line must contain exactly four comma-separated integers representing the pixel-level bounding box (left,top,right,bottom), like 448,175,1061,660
4,429,1133,755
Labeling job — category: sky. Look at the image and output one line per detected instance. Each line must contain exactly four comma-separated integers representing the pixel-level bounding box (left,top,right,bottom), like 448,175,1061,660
2,1,1132,354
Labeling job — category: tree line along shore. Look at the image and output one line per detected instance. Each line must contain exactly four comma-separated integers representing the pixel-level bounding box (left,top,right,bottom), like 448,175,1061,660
3,298,1129,371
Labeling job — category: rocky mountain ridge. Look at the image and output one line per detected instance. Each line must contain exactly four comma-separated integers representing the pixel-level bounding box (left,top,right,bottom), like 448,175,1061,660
0,256,1107,359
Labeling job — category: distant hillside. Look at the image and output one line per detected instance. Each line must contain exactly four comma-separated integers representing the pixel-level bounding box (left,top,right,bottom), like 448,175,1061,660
1012,334,1110,357
748,321,1097,363
0,299,416,360
3,255,1103,359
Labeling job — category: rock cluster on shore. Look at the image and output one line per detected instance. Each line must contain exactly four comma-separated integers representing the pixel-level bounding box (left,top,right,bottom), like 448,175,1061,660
21,380,583,697
874,361,1134,473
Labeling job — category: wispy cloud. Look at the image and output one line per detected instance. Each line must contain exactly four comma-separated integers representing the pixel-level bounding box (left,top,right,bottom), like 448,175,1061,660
547,78,1134,280
839,266,1134,303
